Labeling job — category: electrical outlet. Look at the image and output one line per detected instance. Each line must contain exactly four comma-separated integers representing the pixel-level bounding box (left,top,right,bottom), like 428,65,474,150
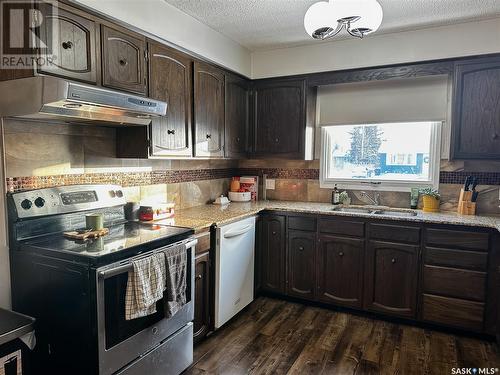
266,179,275,190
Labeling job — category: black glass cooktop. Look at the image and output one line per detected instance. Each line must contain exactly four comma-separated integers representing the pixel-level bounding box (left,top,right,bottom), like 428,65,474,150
20,221,193,261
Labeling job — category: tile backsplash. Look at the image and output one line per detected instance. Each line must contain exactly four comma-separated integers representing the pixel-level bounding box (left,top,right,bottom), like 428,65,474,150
3,118,500,215
239,159,500,215
2,119,235,209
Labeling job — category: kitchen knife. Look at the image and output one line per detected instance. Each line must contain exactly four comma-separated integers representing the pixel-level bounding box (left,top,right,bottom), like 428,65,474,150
469,177,478,191
463,176,471,191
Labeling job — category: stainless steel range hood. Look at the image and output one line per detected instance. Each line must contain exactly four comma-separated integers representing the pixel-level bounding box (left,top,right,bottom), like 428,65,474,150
0,76,167,126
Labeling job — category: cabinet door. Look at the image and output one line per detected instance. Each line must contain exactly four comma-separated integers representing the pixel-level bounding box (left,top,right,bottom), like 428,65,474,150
193,61,225,158
261,215,286,294
287,230,316,300
317,235,364,308
101,25,147,95
364,240,419,318
225,74,250,158
194,252,211,343
38,5,97,83
149,43,192,157
452,57,500,159
252,79,305,158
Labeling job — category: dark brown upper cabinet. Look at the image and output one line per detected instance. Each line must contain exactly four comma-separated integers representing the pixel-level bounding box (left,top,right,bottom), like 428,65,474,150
287,230,316,300
224,74,250,158
148,42,192,157
364,240,419,319
193,61,225,158
37,4,98,84
317,235,364,309
251,79,316,160
101,25,147,95
452,56,500,159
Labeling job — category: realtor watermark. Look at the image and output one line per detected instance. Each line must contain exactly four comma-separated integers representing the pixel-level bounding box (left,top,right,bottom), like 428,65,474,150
0,0,58,69
451,368,499,374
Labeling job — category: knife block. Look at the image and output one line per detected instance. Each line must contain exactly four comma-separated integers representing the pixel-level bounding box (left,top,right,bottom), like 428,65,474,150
457,189,476,215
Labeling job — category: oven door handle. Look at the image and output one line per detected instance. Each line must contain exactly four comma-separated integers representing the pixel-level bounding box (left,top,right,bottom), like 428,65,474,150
98,239,197,279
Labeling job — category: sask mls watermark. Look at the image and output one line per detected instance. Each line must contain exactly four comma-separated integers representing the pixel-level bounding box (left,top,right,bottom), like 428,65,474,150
0,0,58,69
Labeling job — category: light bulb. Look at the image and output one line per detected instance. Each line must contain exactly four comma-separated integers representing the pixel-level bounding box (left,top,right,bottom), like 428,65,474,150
304,1,337,39
348,0,383,34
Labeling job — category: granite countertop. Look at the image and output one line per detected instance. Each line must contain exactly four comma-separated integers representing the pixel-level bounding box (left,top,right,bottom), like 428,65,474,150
166,200,500,233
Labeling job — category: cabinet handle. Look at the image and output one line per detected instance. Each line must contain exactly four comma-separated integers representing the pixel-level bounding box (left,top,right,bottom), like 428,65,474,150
167,129,175,135
272,231,277,235
275,138,279,143
391,258,396,264
493,133,499,140
236,137,240,142
62,41,73,49
206,134,212,139
119,59,128,66
195,274,202,280
338,252,344,257
298,246,304,251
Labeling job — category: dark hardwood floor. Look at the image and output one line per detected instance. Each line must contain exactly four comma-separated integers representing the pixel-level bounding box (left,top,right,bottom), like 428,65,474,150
186,297,499,375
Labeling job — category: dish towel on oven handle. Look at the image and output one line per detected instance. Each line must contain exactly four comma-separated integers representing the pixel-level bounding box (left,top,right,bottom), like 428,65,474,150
163,243,187,318
125,252,166,320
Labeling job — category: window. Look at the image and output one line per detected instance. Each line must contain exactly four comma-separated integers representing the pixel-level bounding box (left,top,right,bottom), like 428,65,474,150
320,122,441,191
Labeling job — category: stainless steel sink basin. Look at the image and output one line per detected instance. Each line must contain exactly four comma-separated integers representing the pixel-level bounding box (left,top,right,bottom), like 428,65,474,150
332,207,375,214
372,209,418,217
332,206,418,217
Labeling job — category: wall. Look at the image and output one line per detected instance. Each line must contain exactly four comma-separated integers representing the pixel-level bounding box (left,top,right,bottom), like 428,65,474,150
239,159,500,215
251,17,500,79
72,0,252,77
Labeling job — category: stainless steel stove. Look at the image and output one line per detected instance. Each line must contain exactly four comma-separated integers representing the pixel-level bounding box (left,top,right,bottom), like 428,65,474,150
7,185,197,375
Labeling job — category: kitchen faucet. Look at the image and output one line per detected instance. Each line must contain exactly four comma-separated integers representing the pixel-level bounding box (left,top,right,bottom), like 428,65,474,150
360,191,380,206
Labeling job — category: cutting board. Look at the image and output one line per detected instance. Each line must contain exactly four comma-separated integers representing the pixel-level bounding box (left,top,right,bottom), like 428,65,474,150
63,228,109,240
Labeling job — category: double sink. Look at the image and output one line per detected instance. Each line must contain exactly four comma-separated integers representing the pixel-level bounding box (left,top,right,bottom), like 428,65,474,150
332,205,418,217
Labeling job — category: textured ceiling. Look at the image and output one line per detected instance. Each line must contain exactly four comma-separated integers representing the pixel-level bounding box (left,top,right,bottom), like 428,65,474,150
163,0,500,51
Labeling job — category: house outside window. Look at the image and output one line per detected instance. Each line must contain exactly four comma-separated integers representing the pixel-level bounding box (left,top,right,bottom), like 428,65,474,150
320,121,441,192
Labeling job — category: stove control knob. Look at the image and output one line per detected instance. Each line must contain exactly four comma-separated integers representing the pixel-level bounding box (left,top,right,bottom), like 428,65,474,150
109,190,116,198
35,197,45,208
115,190,123,198
21,199,32,210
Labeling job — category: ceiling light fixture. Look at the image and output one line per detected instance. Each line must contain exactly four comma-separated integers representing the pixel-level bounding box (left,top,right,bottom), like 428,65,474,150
304,0,383,40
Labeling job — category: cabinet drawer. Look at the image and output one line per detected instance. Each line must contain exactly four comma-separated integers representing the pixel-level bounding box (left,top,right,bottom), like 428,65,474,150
423,265,486,301
369,223,420,244
425,228,489,251
422,294,484,332
288,216,317,232
319,218,364,237
424,247,487,271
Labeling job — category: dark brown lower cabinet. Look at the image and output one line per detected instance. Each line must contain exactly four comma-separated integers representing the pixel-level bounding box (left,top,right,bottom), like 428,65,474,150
193,251,211,343
421,294,484,331
317,235,364,308
364,240,418,318
260,215,286,294
257,214,496,335
287,230,316,300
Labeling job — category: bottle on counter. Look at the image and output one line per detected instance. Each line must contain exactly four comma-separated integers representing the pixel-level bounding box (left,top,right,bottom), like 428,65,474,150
332,184,340,205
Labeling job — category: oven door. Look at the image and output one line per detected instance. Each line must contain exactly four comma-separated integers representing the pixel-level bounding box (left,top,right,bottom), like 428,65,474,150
95,238,196,375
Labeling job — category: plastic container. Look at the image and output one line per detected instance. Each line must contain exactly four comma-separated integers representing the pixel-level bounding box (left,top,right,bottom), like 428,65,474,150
228,191,252,202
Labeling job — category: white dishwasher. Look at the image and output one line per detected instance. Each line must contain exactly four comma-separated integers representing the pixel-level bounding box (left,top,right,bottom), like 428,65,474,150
214,215,256,328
